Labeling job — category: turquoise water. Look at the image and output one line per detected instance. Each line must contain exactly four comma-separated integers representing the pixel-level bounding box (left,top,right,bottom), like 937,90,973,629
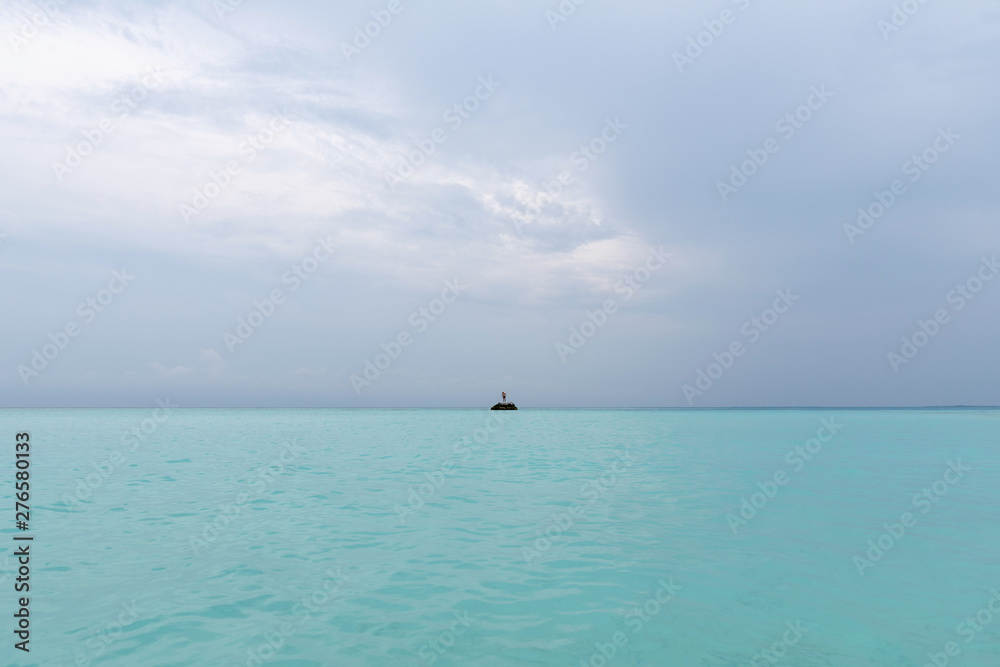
3,408,999,666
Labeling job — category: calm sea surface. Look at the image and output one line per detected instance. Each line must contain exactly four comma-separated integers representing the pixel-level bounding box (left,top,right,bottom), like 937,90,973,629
3,408,999,666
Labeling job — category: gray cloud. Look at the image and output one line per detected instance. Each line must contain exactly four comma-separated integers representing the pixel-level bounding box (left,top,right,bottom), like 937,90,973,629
1,0,998,406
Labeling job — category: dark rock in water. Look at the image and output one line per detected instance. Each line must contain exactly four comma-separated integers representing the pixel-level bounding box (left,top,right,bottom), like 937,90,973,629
491,402,517,410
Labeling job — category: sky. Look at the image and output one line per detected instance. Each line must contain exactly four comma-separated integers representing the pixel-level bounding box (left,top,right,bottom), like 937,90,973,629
0,0,998,408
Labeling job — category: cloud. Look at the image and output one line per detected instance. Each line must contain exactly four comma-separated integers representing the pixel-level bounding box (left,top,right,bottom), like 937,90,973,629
2,0,999,406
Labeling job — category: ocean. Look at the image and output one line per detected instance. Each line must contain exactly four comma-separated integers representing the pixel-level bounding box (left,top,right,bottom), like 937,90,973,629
3,408,998,666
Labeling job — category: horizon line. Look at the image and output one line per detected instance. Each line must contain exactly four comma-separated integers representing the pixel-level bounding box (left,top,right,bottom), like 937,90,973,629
2,405,999,410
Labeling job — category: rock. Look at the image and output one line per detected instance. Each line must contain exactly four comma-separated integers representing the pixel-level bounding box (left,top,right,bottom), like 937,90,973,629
490,402,517,410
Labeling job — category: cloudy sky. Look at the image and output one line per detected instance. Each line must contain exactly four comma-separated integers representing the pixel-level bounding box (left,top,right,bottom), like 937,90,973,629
1,0,997,407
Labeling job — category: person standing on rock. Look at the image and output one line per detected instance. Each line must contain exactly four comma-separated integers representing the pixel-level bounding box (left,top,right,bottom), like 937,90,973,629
502,392,506,404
